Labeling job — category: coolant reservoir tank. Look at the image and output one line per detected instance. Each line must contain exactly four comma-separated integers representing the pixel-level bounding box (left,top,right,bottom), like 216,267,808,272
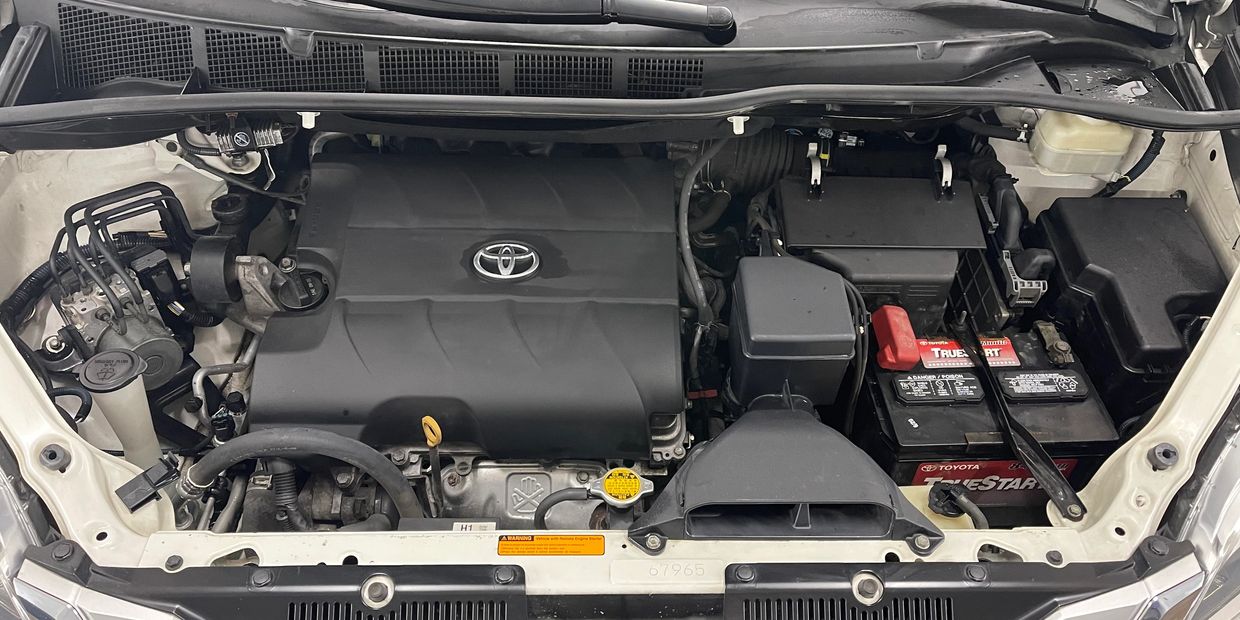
1030,111,1136,175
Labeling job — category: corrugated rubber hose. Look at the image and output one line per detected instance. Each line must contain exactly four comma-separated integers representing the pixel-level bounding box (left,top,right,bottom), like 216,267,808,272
187,427,423,522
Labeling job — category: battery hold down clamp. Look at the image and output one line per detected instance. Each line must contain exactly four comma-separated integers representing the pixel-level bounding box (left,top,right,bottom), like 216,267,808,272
948,315,1088,522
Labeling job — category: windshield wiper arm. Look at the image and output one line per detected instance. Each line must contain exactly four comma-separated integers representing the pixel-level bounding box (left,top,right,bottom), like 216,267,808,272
350,0,735,33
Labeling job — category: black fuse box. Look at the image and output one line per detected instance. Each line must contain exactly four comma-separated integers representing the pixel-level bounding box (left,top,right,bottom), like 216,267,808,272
856,330,1118,509
728,257,856,408
1036,197,1226,422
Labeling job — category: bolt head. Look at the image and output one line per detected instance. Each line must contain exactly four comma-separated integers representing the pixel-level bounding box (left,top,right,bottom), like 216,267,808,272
912,534,931,550
446,472,460,487
52,542,73,561
1148,539,1169,556
1067,504,1084,518
494,566,517,584
1149,443,1179,471
575,471,591,483
366,581,390,600
251,568,274,587
43,335,64,353
165,555,183,571
278,257,297,273
857,578,879,597
335,472,353,486
734,565,755,582
644,534,664,551
851,572,883,605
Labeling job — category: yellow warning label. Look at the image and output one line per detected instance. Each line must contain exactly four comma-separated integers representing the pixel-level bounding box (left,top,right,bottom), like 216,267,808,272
601,467,642,501
497,535,604,556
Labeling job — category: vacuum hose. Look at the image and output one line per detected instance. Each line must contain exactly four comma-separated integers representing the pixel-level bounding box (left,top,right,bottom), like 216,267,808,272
533,487,592,529
1093,131,1166,198
186,428,423,523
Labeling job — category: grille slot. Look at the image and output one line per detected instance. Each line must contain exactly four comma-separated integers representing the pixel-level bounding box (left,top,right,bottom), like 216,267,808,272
739,597,954,620
56,3,193,89
627,57,704,98
205,30,364,92
514,54,612,97
379,47,501,95
287,599,508,620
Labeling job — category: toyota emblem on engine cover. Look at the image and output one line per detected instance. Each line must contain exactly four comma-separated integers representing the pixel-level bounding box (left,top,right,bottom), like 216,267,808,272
472,241,540,282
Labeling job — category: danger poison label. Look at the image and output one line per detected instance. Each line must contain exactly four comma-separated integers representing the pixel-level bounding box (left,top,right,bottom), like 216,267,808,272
912,459,1078,491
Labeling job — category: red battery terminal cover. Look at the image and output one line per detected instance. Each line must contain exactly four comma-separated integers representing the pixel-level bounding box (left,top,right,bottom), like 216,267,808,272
872,305,920,371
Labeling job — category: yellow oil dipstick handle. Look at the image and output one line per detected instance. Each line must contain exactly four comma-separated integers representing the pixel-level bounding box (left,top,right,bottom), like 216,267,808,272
422,416,444,517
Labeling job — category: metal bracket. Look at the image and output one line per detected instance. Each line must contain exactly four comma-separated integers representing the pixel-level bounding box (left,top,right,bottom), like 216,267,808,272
234,255,289,320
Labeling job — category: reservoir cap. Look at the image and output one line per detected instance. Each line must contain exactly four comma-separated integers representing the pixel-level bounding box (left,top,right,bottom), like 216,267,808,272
589,467,654,507
79,349,147,393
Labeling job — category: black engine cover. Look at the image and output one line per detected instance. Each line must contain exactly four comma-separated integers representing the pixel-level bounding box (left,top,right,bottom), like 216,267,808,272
248,154,682,459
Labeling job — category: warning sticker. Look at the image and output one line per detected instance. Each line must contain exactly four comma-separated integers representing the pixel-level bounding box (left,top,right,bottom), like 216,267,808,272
995,370,1088,401
892,372,984,404
912,459,1078,491
601,468,642,502
497,535,605,556
916,338,1020,369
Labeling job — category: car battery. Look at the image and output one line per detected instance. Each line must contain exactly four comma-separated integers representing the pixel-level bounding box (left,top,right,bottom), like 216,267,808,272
857,308,1119,509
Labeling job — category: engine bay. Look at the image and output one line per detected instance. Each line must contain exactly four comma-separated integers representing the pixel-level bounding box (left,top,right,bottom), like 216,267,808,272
0,117,1231,546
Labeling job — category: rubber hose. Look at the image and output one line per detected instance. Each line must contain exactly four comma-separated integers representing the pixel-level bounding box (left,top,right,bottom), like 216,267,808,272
991,176,1026,252
186,428,423,520
679,139,731,326
533,487,591,529
962,150,1026,252
47,385,92,422
1094,131,1166,198
688,190,732,234
955,116,1025,142
269,458,304,531
955,493,990,530
709,131,799,195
